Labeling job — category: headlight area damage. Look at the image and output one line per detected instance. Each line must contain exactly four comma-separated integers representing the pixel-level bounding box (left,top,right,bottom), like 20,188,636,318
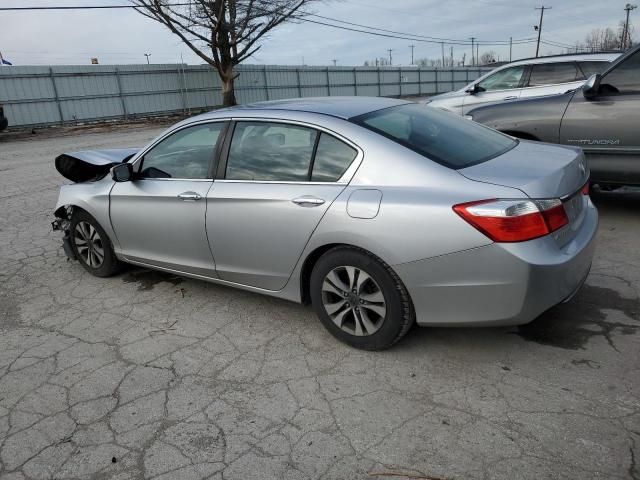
52,148,138,260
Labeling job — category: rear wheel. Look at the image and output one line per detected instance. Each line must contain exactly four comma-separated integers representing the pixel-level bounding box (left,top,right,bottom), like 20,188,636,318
70,210,122,277
310,247,414,350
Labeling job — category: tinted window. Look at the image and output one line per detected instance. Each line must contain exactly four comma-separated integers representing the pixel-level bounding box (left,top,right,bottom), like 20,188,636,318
140,123,224,179
226,122,317,181
353,104,516,169
578,61,611,77
311,134,357,182
601,50,640,94
477,66,525,91
528,62,579,86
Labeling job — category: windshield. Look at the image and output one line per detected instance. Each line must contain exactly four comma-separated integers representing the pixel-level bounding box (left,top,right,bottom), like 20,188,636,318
351,104,517,169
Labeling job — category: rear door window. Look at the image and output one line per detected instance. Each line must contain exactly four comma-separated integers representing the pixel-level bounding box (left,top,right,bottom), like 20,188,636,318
311,134,357,182
527,62,579,86
226,122,317,181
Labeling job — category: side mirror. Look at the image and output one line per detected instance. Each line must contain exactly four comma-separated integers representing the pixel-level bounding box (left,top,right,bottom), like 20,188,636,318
465,84,484,95
111,163,133,182
583,73,601,99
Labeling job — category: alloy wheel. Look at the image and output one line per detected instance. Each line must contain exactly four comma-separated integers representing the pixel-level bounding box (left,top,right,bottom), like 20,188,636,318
321,265,387,336
74,221,105,269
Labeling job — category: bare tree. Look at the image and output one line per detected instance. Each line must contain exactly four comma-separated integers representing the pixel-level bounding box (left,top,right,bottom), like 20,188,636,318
478,51,497,65
582,27,619,51
132,0,321,106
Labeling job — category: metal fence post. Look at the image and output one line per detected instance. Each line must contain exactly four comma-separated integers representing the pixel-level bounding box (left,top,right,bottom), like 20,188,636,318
296,67,302,98
263,65,270,101
177,64,187,114
326,67,331,96
451,69,454,91
435,68,439,94
398,67,402,97
114,67,128,120
353,68,358,96
377,68,381,97
49,67,64,126
418,69,422,96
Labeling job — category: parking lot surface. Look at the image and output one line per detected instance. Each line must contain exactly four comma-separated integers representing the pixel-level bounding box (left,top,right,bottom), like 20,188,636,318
1,125,639,480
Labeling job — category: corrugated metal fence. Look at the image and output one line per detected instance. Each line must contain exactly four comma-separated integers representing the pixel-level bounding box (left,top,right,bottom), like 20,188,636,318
0,64,491,128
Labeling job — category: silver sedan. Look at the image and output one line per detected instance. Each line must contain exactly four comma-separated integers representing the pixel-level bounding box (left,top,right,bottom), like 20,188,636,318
53,97,597,350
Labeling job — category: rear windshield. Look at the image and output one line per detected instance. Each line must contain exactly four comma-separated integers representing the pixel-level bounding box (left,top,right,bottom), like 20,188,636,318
351,104,516,169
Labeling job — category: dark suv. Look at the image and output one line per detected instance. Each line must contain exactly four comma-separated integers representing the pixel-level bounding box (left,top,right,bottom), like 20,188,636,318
468,45,640,186
0,105,7,131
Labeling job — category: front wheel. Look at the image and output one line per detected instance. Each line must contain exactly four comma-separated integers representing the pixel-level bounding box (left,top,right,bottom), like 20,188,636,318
310,247,414,350
69,210,122,277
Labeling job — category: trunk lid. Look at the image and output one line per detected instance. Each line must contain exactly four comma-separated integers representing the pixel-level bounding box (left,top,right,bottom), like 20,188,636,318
459,139,590,246
458,140,588,199
55,148,138,183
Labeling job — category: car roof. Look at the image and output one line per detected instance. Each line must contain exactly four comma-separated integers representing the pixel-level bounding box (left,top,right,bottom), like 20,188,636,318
507,52,621,67
214,96,411,120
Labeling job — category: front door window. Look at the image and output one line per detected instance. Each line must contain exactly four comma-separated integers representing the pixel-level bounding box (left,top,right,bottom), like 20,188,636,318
477,66,525,91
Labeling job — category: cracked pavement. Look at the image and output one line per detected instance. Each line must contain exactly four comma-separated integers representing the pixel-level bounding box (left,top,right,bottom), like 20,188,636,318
1,123,639,480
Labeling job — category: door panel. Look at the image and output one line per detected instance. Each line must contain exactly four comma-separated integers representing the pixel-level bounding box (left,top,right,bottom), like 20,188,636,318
206,182,345,290
519,80,583,100
462,89,522,114
110,179,216,275
559,51,640,184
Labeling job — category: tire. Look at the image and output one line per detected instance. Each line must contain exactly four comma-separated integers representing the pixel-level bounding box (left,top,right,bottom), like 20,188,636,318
310,246,414,350
69,209,122,277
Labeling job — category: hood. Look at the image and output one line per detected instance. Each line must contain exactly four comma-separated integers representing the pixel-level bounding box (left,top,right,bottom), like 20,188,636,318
55,148,139,183
425,90,462,102
459,140,588,199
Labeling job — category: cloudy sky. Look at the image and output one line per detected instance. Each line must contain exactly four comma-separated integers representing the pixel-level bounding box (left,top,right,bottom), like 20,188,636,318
0,0,631,66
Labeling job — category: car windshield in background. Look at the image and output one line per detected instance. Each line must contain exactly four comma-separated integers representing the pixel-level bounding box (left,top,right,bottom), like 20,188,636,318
352,104,517,169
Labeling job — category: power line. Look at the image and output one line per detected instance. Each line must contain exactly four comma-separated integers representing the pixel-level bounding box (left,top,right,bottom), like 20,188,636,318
1,3,538,47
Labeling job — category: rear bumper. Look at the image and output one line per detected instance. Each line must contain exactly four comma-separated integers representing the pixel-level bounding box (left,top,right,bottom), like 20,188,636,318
394,200,598,327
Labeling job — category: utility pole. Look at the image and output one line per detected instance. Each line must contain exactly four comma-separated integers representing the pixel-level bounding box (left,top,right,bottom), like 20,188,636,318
388,49,393,65
450,46,454,67
622,4,638,50
409,44,415,65
476,43,479,65
144,53,151,64
534,6,551,58
441,43,445,67
509,37,513,62
470,37,475,66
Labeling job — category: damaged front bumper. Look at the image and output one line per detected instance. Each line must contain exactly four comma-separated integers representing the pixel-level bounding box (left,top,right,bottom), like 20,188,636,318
52,207,76,260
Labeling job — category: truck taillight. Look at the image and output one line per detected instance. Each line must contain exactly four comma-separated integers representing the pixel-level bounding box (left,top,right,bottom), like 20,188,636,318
453,198,569,243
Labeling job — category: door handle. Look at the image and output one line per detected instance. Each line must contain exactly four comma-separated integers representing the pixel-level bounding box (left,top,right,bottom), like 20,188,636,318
503,96,518,100
292,196,325,207
177,191,202,201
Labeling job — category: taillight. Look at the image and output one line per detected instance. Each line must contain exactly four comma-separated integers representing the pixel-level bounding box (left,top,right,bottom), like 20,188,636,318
453,198,569,243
